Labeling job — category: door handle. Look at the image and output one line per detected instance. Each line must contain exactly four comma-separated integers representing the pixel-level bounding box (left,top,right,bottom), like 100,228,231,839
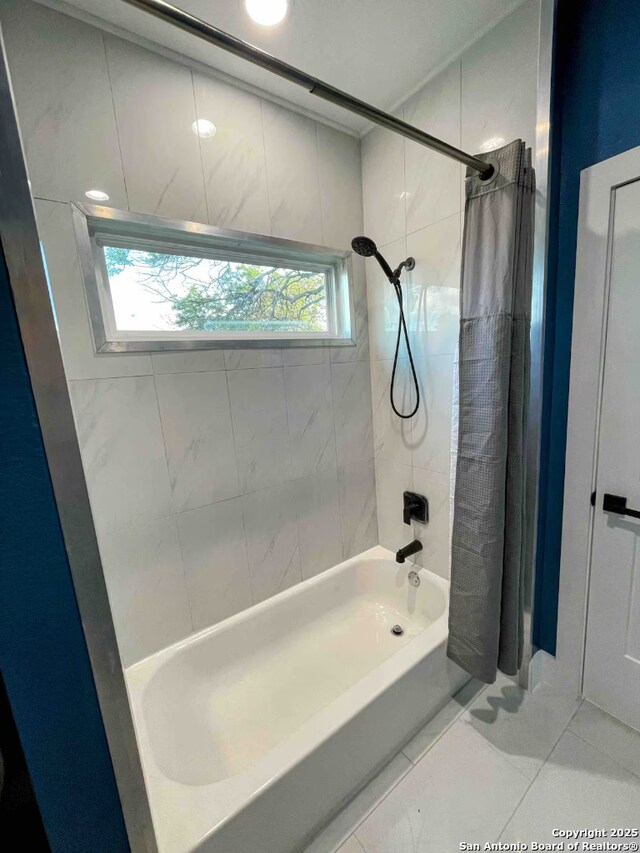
603,493,640,520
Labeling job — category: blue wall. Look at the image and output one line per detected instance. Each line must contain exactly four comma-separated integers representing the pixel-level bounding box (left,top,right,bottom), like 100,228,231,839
0,249,129,851
534,0,640,653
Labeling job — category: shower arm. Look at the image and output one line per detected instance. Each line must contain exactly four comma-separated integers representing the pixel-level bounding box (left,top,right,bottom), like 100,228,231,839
118,0,496,180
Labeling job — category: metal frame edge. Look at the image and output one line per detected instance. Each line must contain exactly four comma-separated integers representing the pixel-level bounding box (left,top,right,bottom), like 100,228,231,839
0,27,157,853
519,0,557,690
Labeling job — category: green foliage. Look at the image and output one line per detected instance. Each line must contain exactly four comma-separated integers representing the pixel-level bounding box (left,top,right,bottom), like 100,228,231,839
104,246,133,277
104,246,327,332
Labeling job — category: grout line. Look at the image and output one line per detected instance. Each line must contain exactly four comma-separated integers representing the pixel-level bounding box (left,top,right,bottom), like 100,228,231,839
329,359,348,558
402,208,464,242
280,364,303,581
190,69,211,225
459,679,582,783
401,680,489,765
567,724,640,783
102,33,130,211
458,713,532,783
315,122,326,245
322,685,489,849
223,369,254,606
337,756,415,848
237,496,255,608
258,99,274,237
565,696,584,728
496,696,585,843
151,372,195,631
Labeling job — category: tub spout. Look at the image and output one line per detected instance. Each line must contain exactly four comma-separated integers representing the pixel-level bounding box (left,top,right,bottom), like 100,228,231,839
395,540,423,564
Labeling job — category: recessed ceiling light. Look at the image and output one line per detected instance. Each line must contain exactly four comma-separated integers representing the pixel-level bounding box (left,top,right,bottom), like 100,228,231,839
191,118,217,139
245,0,289,27
85,189,110,202
478,137,506,153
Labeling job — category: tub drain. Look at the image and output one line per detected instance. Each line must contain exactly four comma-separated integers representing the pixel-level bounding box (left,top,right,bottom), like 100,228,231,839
391,625,404,637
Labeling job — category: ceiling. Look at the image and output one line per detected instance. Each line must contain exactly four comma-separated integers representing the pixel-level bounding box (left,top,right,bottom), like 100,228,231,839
42,0,525,133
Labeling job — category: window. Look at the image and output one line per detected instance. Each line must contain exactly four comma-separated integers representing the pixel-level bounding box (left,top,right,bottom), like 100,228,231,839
72,205,354,352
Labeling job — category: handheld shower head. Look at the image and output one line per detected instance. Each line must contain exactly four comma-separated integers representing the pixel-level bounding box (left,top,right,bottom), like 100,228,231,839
351,235,395,282
351,236,378,257
350,233,421,420
351,235,415,285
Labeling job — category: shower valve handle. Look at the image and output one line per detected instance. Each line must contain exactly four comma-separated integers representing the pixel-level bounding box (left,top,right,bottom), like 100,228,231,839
403,491,428,526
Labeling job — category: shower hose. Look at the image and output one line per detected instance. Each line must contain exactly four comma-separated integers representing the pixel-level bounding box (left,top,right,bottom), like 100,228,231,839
390,277,420,419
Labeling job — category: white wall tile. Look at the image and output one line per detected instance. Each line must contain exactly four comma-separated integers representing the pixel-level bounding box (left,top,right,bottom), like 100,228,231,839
410,467,450,578
370,359,413,465
105,36,207,222
362,125,406,247
282,348,330,367
374,459,413,553
227,367,293,493
151,350,226,374
224,349,283,370
406,214,461,360
412,354,455,475
404,62,462,234
338,461,378,559
70,376,173,535
331,256,371,364
317,123,363,250
193,73,271,234
461,0,539,157
98,516,192,665
242,482,302,603
35,200,152,381
332,362,374,468
285,364,337,478
365,236,408,362
155,371,238,513
10,2,380,657
361,1,538,576
177,498,252,631
261,101,323,244
295,468,343,580
0,1,127,207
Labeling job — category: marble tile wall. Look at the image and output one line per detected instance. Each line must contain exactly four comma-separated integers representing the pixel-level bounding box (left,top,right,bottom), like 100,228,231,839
362,0,540,579
1,0,377,665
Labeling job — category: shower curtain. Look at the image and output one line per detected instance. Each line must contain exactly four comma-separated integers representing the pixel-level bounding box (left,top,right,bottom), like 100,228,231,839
447,139,535,684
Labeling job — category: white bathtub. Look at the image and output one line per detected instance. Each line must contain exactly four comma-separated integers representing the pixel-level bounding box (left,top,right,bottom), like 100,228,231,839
125,546,467,853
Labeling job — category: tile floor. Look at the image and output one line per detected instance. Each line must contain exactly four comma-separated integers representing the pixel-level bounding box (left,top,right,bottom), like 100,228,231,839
304,675,640,853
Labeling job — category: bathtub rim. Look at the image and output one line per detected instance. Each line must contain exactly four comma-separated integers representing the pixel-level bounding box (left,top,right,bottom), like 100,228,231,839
125,545,453,853
126,545,449,675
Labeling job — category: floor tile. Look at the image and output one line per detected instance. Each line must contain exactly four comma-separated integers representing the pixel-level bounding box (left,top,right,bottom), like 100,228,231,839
500,730,640,844
337,835,364,853
462,673,580,779
403,678,485,764
336,837,366,853
304,753,412,853
569,700,640,779
354,721,530,853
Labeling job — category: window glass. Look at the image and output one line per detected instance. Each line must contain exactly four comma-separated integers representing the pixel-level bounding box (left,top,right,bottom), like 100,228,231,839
103,246,329,335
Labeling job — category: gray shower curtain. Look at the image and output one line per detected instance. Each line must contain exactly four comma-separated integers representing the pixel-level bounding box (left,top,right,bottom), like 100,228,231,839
447,139,535,684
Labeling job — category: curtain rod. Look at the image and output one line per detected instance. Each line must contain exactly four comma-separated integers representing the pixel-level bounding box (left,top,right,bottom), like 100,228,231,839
119,0,495,179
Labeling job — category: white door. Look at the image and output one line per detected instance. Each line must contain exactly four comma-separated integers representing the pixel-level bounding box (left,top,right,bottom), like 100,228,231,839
583,175,640,731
